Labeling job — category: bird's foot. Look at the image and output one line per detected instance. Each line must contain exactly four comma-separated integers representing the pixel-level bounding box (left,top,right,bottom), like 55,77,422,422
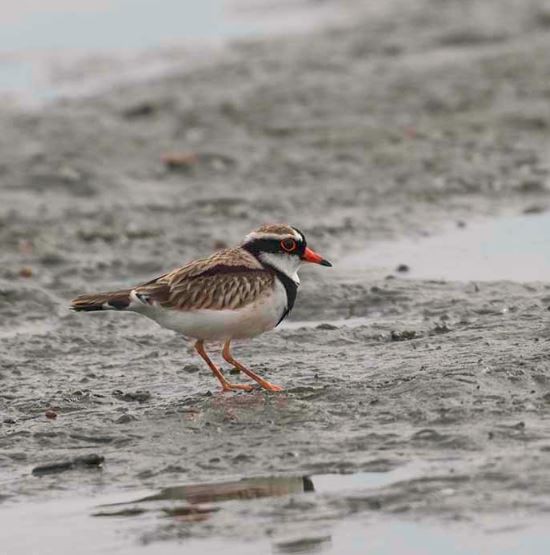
261,382,284,392
221,383,254,393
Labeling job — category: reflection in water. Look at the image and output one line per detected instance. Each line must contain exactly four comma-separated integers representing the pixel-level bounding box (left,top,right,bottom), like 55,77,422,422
91,465,429,552
91,464,427,555
95,464,424,517
132,475,314,504
94,475,314,518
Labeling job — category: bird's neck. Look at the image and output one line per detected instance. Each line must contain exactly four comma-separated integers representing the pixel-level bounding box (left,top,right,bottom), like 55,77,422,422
257,252,301,284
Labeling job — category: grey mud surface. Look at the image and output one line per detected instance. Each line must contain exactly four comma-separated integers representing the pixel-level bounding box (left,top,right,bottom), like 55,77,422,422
2,0,550,552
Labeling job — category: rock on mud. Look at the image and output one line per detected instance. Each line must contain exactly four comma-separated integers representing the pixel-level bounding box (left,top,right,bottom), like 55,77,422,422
32,454,105,476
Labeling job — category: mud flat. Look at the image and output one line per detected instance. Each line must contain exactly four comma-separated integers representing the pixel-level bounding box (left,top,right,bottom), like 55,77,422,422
2,0,550,552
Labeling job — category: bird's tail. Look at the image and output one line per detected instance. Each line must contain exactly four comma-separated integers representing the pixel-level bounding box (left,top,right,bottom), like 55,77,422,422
70,289,132,312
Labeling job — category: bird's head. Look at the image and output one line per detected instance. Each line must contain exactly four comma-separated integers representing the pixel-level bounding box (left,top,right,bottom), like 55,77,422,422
242,224,331,281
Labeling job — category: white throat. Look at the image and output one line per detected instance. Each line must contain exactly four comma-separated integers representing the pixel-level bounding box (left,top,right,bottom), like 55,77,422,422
259,252,301,284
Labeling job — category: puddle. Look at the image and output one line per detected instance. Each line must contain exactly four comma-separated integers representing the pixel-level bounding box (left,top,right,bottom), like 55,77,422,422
2,463,548,554
0,1,249,102
0,1,252,54
96,462,424,517
312,462,425,494
310,518,550,555
340,212,550,283
0,0,350,103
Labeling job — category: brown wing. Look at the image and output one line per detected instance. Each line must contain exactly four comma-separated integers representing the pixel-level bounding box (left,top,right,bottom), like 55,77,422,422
133,248,275,311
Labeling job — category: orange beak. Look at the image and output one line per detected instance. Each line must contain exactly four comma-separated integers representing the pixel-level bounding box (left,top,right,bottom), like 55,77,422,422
301,247,332,267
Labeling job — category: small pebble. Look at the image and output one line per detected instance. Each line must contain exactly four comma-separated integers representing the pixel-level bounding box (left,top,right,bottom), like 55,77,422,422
316,323,338,330
115,414,138,424
19,267,33,278
45,409,58,420
181,364,200,373
113,390,151,403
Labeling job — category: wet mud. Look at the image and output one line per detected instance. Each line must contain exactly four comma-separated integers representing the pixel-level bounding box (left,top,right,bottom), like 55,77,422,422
2,0,550,552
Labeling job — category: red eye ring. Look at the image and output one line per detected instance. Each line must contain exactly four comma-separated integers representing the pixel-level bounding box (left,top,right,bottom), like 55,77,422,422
281,238,297,252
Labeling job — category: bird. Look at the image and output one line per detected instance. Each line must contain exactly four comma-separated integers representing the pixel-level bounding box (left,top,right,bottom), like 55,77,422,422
70,224,331,393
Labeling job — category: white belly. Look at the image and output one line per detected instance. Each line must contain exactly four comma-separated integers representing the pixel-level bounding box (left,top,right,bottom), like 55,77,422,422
135,280,288,340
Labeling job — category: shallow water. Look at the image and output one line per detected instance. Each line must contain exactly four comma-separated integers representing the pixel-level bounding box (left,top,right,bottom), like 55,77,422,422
0,0,350,101
0,0,248,100
339,212,550,283
0,1,253,53
3,464,548,555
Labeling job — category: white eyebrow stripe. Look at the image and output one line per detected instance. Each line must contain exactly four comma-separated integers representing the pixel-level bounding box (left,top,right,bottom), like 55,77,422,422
244,231,301,243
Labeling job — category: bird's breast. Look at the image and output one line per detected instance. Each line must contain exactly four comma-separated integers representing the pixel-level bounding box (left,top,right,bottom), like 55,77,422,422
140,280,289,341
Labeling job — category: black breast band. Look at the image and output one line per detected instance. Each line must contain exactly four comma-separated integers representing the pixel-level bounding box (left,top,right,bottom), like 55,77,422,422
271,268,298,326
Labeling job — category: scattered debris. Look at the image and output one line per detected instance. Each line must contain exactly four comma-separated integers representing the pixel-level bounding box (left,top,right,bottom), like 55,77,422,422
161,152,236,172
316,323,338,330
466,282,480,294
523,205,546,215
122,102,157,119
115,414,138,424
69,434,115,444
162,151,199,170
275,536,331,553
77,228,117,243
93,507,147,517
113,390,151,403
19,267,33,278
390,330,416,341
518,178,547,194
431,322,451,335
411,429,444,441
32,454,104,476
181,364,200,373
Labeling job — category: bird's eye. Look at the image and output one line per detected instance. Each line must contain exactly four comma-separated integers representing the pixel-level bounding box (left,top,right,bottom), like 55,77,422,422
280,238,297,252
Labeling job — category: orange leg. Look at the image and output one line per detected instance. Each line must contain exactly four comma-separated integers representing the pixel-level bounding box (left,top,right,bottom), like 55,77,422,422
222,340,283,392
194,340,253,392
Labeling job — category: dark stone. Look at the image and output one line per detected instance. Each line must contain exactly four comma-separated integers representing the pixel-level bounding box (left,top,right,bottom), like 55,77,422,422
316,323,338,330
391,330,416,341
113,390,151,403
32,454,104,476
